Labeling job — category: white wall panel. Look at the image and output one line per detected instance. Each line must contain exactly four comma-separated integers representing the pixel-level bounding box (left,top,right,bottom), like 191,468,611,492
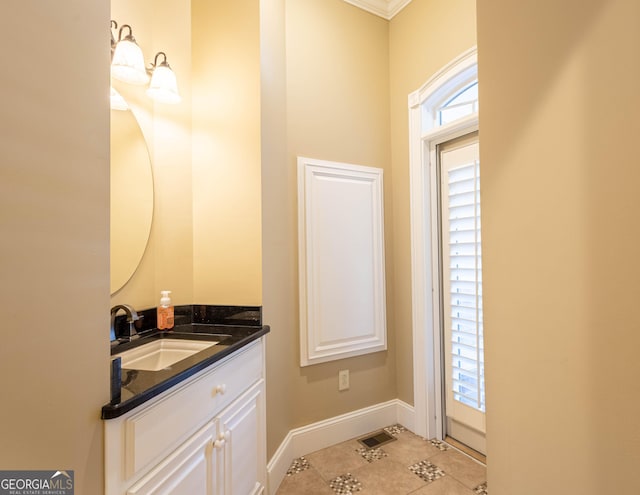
298,157,387,366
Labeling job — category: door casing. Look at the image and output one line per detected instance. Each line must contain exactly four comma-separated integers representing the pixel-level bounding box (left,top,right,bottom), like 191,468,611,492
407,47,478,441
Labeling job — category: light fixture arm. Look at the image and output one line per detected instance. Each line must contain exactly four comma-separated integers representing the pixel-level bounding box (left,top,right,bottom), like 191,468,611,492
148,52,171,73
110,21,138,48
117,24,137,44
110,20,118,54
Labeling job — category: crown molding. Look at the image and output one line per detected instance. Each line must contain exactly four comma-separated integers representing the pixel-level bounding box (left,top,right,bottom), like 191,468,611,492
343,0,413,20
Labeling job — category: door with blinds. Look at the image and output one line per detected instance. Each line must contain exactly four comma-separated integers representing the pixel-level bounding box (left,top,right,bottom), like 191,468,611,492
438,133,485,454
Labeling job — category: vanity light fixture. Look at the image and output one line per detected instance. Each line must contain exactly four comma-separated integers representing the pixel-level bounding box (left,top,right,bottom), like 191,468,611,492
110,20,181,106
110,22,149,85
147,52,181,104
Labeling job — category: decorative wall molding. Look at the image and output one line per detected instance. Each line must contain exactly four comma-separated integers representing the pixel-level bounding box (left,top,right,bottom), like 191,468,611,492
343,0,413,19
267,400,415,494
298,157,387,366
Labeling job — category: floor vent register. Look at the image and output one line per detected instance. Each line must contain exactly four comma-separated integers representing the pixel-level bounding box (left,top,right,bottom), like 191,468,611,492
357,430,396,449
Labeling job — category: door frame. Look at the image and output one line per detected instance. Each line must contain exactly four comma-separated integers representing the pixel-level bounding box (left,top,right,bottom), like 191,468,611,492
408,47,478,440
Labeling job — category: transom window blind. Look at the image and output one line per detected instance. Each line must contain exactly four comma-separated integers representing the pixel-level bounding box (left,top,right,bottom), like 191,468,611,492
446,159,485,413
438,81,478,126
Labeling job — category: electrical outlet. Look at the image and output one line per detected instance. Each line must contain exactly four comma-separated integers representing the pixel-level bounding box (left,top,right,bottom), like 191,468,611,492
338,369,349,391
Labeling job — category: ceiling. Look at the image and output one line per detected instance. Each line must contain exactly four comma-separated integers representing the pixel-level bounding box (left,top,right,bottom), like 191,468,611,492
343,0,413,19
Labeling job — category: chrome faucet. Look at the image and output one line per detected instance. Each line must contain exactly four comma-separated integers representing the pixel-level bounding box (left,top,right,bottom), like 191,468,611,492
110,304,140,343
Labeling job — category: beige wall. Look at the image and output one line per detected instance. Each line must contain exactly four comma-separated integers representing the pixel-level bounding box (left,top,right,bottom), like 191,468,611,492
111,0,262,309
262,0,395,457
389,0,477,403
0,1,109,493
192,0,263,306
478,0,640,493
260,0,293,456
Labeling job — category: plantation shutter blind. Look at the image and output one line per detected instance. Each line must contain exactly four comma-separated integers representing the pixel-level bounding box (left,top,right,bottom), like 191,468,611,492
444,158,485,413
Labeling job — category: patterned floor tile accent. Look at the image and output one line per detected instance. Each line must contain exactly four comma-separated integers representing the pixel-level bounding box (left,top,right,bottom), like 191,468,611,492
429,439,450,451
383,424,407,436
329,473,362,494
286,456,311,476
408,460,445,483
356,447,388,463
474,481,488,494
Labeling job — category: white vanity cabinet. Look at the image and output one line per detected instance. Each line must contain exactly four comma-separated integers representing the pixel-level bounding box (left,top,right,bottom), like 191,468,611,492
105,339,266,495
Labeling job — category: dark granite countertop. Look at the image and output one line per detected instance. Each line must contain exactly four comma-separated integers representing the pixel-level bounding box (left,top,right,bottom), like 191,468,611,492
102,323,269,419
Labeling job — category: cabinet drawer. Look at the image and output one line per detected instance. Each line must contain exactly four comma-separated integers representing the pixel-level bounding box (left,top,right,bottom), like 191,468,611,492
124,341,262,479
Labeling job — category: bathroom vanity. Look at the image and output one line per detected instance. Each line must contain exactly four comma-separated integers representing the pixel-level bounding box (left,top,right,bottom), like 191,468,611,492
103,311,268,495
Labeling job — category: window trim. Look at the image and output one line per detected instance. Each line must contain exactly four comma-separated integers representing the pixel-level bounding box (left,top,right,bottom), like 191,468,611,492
408,47,478,440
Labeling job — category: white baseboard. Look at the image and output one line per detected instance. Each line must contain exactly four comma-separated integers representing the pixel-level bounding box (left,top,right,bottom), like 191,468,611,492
396,399,415,433
267,399,415,495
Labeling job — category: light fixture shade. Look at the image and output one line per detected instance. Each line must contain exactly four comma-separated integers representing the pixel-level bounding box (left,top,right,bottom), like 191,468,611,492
110,87,129,111
111,39,149,85
147,65,181,104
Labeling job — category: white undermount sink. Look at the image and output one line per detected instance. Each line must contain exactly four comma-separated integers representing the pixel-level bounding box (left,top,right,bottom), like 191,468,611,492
115,339,218,371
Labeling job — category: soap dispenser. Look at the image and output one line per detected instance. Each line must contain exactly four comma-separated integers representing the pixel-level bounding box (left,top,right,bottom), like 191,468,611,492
157,290,174,330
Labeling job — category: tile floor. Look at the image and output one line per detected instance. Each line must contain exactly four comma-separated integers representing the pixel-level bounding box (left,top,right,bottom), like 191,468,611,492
276,424,487,495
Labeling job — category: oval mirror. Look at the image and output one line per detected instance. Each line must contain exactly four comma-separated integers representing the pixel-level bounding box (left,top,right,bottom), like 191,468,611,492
110,107,154,294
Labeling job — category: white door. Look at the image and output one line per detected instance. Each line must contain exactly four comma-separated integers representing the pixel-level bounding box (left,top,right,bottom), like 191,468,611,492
438,133,486,454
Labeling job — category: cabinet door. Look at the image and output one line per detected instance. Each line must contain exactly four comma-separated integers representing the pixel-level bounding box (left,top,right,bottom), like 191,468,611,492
218,382,265,495
128,421,219,495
